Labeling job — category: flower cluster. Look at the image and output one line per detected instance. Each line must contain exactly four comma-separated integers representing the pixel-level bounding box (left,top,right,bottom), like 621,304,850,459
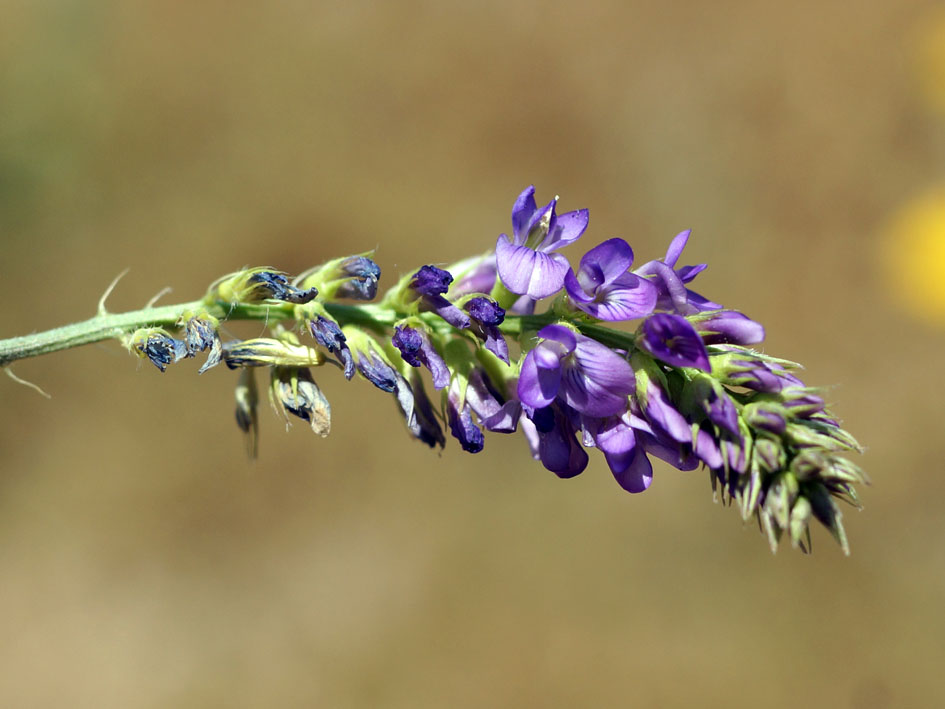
124,188,866,554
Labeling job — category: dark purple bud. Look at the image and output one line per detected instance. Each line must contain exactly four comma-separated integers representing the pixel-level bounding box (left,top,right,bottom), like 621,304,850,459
391,325,450,389
638,313,711,372
248,271,318,304
391,326,423,366
355,350,399,393
411,265,453,297
309,316,355,379
465,297,505,326
464,297,509,364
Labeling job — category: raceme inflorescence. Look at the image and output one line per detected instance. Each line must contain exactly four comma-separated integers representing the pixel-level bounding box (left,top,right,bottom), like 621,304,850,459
0,186,867,554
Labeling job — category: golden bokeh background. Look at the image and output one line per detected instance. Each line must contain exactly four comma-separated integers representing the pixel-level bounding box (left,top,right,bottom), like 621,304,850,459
2,1,944,706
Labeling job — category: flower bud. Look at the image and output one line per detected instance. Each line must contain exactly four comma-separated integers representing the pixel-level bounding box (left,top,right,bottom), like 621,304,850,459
688,310,765,345
223,338,325,369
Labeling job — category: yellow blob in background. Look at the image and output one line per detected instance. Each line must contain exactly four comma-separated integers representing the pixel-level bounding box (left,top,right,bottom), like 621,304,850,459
881,187,945,324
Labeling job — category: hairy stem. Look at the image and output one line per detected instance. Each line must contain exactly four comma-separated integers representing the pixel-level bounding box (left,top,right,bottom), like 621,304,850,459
0,301,206,366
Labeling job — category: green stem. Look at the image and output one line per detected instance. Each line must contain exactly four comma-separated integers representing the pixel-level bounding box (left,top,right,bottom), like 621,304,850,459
0,289,617,368
0,294,563,368
0,300,202,366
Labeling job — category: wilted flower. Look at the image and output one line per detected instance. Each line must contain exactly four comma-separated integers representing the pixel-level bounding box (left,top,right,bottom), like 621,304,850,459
129,328,187,372
295,253,381,301
223,338,325,369
309,315,355,379
179,310,223,373
270,366,331,436
212,268,318,305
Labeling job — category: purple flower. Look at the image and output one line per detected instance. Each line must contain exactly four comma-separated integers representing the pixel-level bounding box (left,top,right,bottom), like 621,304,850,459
334,256,381,301
391,370,445,448
463,297,509,363
518,324,635,418
584,415,653,493
495,186,589,299
463,369,521,433
409,265,471,329
637,313,711,372
634,230,720,314
634,368,693,444
309,316,355,379
353,347,399,393
520,404,589,478
564,238,658,321
690,310,765,346
447,378,485,453
391,325,451,389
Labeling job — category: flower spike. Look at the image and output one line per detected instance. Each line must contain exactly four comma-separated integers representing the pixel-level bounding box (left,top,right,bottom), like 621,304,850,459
0,184,868,555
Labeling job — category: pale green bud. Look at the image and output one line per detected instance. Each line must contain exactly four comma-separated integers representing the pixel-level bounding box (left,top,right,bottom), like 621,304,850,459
234,368,259,459
223,338,326,369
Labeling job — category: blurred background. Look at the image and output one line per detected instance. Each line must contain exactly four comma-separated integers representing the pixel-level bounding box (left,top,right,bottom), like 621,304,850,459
1,1,942,706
